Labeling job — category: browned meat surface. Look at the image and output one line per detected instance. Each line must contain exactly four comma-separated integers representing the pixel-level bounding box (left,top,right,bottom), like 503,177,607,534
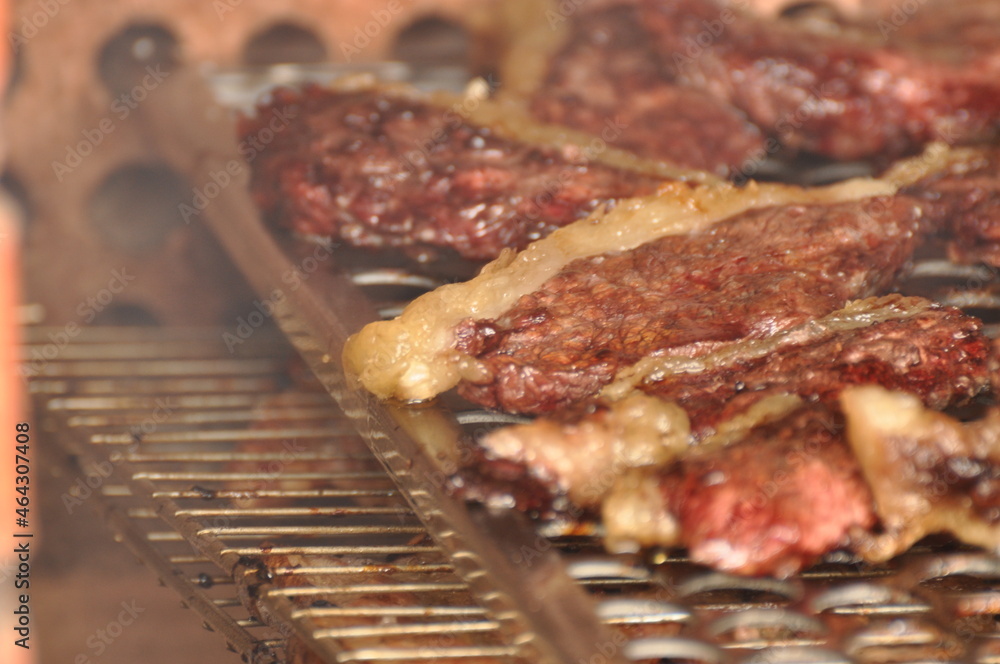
641,297,996,437
603,385,1000,576
875,0,1000,65
624,406,875,577
528,2,765,176
902,146,1000,266
526,0,1000,173
463,297,997,572
242,85,666,262
641,0,1000,163
455,196,924,414
466,392,694,510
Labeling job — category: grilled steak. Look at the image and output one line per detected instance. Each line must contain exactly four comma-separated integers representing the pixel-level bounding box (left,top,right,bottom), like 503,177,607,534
242,81,680,262
344,176,902,404
900,145,1000,266
458,291,998,577
652,0,1000,165
473,296,997,511
471,392,695,510
604,405,874,577
642,0,1000,164
608,381,1000,576
632,296,996,434
455,196,924,414
517,1,765,176
509,0,1000,175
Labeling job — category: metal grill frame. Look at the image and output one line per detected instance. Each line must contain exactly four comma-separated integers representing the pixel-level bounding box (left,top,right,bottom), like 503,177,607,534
25,65,1000,664
28,328,539,664
26,314,1000,664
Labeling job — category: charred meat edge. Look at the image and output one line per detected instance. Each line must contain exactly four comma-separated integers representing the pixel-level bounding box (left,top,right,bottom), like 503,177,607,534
843,386,1000,563
344,145,968,404
344,178,889,401
497,0,765,175
244,74,709,185
475,294,993,507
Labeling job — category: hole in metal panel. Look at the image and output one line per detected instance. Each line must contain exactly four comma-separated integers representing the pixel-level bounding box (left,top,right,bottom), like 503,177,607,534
97,23,178,98
243,22,327,67
392,15,469,67
89,162,191,252
391,15,472,92
778,1,842,20
90,304,162,327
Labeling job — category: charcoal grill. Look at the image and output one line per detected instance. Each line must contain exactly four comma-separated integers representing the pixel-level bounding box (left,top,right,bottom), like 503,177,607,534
25,202,1000,664
16,7,1000,664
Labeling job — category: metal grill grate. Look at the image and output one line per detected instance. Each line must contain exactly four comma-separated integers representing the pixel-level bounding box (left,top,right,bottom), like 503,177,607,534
25,255,1000,664
29,68,1000,663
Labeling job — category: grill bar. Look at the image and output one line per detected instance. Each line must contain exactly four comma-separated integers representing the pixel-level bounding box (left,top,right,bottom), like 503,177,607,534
31,333,531,663
28,327,1000,663
140,67,634,664
26,64,1000,664
38,400,286,663
98,507,283,663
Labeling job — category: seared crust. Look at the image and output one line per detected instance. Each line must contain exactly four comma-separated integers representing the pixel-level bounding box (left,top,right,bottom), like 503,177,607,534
242,83,683,262
901,145,1000,266
457,196,924,414
640,0,1000,162
600,406,874,577
636,296,996,436
501,0,1000,173
468,295,996,574
519,2,765,176
343,176,898,403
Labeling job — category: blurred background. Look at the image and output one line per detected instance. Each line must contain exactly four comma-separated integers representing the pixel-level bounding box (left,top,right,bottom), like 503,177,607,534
1,1,488,661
